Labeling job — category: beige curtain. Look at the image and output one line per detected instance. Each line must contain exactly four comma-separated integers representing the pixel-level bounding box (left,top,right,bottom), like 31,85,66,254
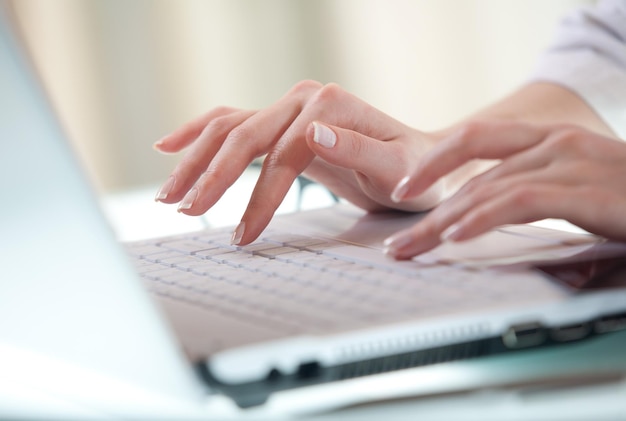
11,0,591,193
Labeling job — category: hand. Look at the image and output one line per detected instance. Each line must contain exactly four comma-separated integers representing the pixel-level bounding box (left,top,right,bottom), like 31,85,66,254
154,80,444,245
384,121,626,259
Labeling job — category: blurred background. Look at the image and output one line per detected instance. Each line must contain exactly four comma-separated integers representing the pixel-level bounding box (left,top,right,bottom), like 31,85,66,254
11,0,591,195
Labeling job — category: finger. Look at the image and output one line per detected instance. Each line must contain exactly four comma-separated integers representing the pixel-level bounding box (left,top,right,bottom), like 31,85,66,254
153,106,242,154
383,216,443,261
383,184,480,260
393,121,550,201
383,165,572,259
387,127,626,258
384,183,622,261
432,137,577,210
178,81,323,216
464,126,615,187
450,183,626,243
382,182,558,260
231,84,378,244
385,172,597,260
235,143,316,245
438,183,596,242
419,164,569,239
155,109,256,203
305,161,387,212
308,121,404,185
306,121,445,211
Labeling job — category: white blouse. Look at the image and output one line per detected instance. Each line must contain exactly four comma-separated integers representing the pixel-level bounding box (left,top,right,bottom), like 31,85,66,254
531,0,626,139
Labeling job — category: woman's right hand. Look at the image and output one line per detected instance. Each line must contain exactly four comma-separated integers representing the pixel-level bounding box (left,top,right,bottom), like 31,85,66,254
384,121,626,259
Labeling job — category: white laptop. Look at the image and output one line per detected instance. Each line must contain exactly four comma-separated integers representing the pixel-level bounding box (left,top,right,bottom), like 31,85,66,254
2,1,626,416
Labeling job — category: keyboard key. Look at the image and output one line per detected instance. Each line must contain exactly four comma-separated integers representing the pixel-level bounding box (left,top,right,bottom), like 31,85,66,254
127,226,540,334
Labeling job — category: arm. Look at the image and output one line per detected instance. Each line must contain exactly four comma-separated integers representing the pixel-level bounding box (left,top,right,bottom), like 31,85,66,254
423,81,618,200
382,0,626,259
154,1,626,252
416,0,626,197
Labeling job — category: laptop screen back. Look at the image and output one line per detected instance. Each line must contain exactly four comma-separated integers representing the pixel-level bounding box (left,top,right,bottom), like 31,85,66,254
0,1,201,399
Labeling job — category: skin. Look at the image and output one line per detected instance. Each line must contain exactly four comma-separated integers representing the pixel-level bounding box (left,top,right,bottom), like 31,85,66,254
154,80,624,258
154,80,452,244
384,121,626,259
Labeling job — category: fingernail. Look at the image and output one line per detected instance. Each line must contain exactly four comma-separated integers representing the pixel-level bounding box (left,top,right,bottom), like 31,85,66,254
441,223,463,242
155,175,175,201
153,135,169,151
391,176,411,203
178,187,198,211
382,231,414,256
231,221,246,245
312,122,336,148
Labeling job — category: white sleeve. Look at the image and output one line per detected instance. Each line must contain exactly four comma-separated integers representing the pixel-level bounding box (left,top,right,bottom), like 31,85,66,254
530,0,626,139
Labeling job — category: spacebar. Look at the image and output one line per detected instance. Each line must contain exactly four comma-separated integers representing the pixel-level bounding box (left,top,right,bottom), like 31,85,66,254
322,246,424,274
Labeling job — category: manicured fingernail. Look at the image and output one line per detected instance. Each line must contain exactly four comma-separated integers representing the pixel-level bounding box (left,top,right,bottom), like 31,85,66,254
153,135,169,151
178,188,198,211
382,231,414,256
391,176,411,203
312,122,336,148
441,223,463,242
231,221,246,245
155,175,175,201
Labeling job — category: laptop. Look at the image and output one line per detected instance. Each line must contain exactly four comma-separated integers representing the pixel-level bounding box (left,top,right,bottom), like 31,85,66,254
2,0,626,415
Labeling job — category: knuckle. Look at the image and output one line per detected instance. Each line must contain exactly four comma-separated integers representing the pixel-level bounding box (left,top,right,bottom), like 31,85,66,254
262,142,304,180
348,132,369,158
316,83,345,102
461,207,490,228
263,145,288,172
319,82,344,99
289,79,324,96
416,213,444,238
225,124,253,144
209,105,236,116
224,125,264,158
309,82,345,107
455,120,487,142
507,185,541,208
200,166,223,182
451,121,490,156
458,176,484,196
545,125,586,151
203,114,234,136
457,178,504,209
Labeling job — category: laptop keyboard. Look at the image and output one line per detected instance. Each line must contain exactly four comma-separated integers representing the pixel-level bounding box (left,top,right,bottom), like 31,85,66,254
126,228,536,334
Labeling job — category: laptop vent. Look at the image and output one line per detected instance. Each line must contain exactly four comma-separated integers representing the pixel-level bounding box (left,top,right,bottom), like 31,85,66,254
332,322,491,363
335,339,488,380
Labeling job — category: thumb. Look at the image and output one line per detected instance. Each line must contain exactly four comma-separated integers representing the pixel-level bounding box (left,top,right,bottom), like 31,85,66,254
306,121,398,179
306,121,445,210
